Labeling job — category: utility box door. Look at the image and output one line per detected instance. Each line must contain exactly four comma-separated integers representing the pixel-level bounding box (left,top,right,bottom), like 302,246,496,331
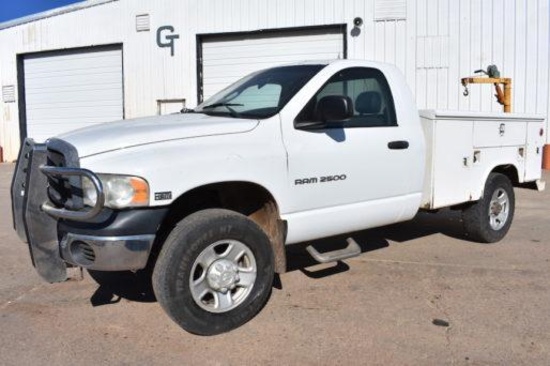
420,110,545,210
473,121,527,148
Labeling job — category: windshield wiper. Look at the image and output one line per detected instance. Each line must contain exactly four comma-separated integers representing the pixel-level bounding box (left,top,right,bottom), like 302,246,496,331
202,102,244,109
180,107,197,114
202,102,243,118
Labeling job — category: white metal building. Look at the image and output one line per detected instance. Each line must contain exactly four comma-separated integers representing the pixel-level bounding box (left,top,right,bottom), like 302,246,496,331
0,0,548,162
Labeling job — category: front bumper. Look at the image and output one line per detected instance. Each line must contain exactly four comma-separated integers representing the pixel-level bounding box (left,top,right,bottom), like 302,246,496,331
11,138,166,282
60,233,155,271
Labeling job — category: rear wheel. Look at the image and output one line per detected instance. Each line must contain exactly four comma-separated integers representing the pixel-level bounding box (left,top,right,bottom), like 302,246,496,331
152,209,274,335
462,173,515,243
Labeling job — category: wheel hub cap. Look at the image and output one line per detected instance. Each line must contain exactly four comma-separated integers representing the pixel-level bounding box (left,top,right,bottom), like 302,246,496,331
491,202,503,215
488,188,509,231
189,239,257,313
207,259,240,293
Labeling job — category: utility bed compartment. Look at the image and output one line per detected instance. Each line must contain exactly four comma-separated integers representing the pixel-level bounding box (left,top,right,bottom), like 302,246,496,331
419,110,545,210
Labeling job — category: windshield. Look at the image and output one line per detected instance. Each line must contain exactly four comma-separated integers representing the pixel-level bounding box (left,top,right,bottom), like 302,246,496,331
195,64,326,119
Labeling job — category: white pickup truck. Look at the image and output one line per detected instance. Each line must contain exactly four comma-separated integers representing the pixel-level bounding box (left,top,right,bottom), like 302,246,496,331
11,60,546,335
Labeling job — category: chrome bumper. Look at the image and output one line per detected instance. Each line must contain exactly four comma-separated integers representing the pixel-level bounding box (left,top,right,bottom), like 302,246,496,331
11,138,156,282
60,233,155,271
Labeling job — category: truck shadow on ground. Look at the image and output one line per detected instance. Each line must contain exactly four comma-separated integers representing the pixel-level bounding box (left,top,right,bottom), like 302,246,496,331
87,209,466,306
88,268,156,305
285,208,466,279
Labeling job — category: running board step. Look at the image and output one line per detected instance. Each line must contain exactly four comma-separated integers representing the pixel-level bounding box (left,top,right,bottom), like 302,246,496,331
306,238,362,263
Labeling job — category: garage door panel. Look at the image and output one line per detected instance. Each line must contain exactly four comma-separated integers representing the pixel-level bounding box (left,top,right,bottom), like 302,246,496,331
25,70,121,85
27,99,122,110
201,27,344,100
24,47,123,142
203,43,343,62
203,37,343,51
24,51,121,73
203,50,343,67
27,105,122,119
26,88,122,103
25,70,121,82
203,53,341,76
202,41,343,58
202,32,342,48
26,80,121,93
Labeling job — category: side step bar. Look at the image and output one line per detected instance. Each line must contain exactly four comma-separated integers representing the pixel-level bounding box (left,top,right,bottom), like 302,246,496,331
306,238,362,263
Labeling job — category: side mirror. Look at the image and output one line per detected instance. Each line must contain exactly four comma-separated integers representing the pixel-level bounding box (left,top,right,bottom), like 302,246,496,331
315,95,353,127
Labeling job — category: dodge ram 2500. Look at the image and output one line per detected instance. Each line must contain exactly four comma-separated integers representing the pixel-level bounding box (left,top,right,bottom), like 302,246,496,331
11,60,546,335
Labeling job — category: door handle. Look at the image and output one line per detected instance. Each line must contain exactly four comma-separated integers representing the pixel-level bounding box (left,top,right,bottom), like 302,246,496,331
388,140,409,150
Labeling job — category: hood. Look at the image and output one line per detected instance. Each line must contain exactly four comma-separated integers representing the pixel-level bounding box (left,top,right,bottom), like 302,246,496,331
57,113,259,157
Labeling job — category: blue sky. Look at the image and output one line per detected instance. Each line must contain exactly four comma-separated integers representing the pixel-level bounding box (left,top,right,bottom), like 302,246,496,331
0,0,84,23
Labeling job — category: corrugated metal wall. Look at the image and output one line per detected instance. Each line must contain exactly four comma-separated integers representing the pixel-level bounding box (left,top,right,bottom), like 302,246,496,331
0,0,549,161
414,0,549,116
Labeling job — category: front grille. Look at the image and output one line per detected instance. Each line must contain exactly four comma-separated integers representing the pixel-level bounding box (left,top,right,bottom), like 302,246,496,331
45,138,83,210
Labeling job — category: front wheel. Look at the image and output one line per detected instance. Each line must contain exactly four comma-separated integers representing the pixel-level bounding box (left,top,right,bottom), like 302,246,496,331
462,172,515,243
152,209,274,335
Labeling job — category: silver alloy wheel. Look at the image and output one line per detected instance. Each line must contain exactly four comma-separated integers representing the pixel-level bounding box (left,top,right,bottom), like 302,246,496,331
189,239,257,313
488,188,509,230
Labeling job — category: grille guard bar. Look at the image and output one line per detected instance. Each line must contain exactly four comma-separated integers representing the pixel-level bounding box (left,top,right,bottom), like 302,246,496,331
40,166,105,221
11,139,68,282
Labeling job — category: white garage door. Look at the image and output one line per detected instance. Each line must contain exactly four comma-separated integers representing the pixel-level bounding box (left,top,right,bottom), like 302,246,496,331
23,46,123,142
200,27,345,101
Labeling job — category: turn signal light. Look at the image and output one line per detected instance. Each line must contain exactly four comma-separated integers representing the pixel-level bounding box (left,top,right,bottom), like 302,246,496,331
130,177,150,205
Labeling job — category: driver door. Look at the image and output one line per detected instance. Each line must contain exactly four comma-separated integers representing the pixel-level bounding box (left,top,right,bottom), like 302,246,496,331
280,67,416,241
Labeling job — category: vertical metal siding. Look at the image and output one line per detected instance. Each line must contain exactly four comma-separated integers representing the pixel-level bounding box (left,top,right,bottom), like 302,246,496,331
375,0,406,20
0,0,549,161
415,0,550,118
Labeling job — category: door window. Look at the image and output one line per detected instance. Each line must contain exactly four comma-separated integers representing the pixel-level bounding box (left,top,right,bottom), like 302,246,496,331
296,67,397,127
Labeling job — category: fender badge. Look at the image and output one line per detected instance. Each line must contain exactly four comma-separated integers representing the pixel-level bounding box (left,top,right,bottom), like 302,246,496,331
154,191,172,200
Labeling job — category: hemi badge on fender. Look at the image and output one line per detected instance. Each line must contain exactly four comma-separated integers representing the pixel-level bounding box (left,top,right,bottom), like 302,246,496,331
154,191,172,201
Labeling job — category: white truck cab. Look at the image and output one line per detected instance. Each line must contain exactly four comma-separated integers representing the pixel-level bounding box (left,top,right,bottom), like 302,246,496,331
11,60,545,335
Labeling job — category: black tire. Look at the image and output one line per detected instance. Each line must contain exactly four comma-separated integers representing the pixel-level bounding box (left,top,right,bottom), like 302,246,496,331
462,173,515,243
152,209,274,335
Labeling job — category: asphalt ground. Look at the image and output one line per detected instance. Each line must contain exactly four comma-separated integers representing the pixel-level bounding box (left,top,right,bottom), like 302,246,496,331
1,163,549,365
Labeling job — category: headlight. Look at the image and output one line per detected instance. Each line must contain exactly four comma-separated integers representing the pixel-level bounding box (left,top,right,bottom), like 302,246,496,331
82,174,149,209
